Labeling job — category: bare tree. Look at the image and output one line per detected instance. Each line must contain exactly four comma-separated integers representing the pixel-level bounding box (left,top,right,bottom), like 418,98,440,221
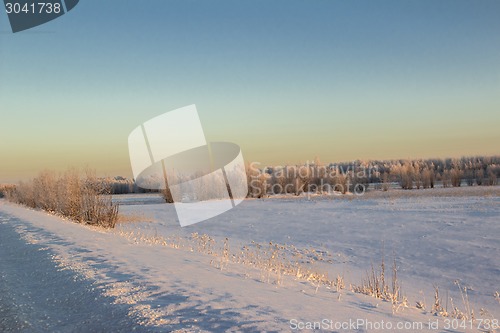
422,168,432,189
450,168,462,187
246,164,268,198
442,170,451,188
487,166,498,186
381,172,390,191
464,169,474,186
475,169,484,186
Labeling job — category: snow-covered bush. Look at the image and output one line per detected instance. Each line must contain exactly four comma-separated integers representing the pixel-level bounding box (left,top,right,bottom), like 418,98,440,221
7,169,118,228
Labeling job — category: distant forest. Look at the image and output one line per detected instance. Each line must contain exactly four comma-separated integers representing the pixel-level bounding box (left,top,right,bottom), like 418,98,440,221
102,155,499,197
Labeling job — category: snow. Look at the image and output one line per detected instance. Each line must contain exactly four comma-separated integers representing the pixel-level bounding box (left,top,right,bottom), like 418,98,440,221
1,187,499,332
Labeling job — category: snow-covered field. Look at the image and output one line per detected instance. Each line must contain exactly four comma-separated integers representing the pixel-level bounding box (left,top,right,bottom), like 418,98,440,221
1,187,499,332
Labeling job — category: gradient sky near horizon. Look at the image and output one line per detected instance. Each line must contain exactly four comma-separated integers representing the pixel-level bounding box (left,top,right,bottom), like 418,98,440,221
1,0,499,182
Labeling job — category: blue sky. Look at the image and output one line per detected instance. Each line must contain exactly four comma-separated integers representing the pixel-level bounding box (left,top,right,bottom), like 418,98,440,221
1,0,499,181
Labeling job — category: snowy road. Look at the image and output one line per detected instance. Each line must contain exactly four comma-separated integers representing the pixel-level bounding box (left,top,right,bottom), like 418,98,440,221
0,214,152,333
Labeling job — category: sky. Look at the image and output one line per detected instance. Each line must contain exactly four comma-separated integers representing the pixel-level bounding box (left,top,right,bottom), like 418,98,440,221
1,0,499,182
